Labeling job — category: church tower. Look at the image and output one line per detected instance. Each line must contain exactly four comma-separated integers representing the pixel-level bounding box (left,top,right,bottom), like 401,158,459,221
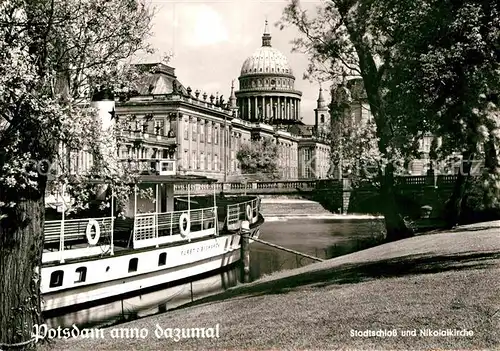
229,80,238,117
314,86,329,134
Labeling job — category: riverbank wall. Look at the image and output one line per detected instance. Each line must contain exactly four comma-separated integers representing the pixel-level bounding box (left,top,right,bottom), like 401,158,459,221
259,198,331,217
259,196,382,220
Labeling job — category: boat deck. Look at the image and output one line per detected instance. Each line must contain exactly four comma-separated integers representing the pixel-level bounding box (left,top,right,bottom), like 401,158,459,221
43,195,263,264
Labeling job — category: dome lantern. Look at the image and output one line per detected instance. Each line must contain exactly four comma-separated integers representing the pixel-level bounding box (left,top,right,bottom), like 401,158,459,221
262,19,271,47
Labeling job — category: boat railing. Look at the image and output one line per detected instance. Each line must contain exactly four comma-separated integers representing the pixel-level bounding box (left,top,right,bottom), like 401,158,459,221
226,197,260,231
43,216,114,263
132,206,218,249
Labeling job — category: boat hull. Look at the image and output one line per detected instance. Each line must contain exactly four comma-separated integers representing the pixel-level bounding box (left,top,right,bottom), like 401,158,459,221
45,262,240,328
41,226,262,314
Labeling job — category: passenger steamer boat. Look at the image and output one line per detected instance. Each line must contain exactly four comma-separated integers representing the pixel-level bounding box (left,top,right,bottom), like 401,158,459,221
41,159,264,317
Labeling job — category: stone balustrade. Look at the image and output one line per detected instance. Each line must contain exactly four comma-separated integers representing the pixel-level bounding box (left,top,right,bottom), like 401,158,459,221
173,175,462,196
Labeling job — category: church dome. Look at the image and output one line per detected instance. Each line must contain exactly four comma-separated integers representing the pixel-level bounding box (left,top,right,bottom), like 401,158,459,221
240,47,293,76
239,20,294,78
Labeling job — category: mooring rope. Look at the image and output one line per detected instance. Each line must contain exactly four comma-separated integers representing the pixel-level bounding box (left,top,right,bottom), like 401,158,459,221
240,234,324,262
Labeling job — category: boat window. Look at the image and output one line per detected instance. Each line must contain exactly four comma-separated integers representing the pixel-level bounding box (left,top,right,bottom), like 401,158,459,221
158,253,167,266
49,270,64,288
128,258,138,272
74,267,87,283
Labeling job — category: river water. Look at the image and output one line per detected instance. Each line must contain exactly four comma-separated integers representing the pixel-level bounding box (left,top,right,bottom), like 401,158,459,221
45,217,385,329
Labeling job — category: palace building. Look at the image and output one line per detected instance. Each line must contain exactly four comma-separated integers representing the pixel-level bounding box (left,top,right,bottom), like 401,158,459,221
113,21,331,181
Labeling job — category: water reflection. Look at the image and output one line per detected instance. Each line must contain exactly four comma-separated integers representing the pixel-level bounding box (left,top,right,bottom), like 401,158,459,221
249,219,385,280
45,218,384,328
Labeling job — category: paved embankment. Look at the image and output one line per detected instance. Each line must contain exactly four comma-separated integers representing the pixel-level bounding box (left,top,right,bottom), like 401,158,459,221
44,220,500,350
260,197,380,220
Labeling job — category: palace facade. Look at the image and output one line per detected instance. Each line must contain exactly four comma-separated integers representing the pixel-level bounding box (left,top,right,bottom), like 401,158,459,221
114,21,331,181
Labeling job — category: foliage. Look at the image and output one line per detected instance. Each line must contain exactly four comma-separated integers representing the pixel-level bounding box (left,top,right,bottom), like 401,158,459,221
236,138,280,180
383,0,500,154
280,0,500,223
280,0,499,166
380,0,500,211
0,0,154,346
0,0,155,218
279,0,419,241
278,0,409,174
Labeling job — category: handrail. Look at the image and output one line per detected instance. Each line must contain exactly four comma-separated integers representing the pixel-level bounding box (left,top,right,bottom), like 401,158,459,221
226,197,260,229
43,216,115,262
45,216,115,224
133,206,218,246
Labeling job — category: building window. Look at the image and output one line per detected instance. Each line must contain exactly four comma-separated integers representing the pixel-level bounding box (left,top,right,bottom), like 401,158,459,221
207,126,212,143
184,120,188,139
158,253,167,266
214,154,219,171
74,267,87,283
154,120,163,135
192,150,197,169
303,149,313,179
49,270,64,288
128,258,138,272
192,122,197,141
161,149,169,159
207,153,212,170
214,128,219,144
200,123,205,143
184,149,188,169
200,152,205,170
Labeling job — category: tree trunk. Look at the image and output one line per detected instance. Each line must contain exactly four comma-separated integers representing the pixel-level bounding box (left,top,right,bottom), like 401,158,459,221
484,138,498,172
443,154,473,228
0,184,45,350
343,7,413,241
381,163,414,242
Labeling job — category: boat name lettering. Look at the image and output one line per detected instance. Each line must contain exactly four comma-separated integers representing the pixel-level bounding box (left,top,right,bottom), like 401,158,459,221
181,242,220,256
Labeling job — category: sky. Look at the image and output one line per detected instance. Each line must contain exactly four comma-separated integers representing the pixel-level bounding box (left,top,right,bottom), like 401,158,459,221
143,0,324,125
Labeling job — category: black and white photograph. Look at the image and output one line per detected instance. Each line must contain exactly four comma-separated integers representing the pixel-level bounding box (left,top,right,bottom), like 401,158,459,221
0,0,499,350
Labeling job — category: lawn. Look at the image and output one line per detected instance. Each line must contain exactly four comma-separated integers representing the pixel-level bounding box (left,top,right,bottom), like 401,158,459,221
43,221,500,350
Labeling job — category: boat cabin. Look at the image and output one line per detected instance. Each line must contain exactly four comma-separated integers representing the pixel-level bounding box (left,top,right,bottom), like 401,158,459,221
43,172,262,264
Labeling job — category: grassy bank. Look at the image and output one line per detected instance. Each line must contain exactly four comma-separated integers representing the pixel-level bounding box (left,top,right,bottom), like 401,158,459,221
44,221,500,350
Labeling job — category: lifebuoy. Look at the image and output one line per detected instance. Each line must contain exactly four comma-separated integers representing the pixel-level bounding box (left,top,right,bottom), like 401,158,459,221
246,204,253,221
86,219,100,245
179,213,190,238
